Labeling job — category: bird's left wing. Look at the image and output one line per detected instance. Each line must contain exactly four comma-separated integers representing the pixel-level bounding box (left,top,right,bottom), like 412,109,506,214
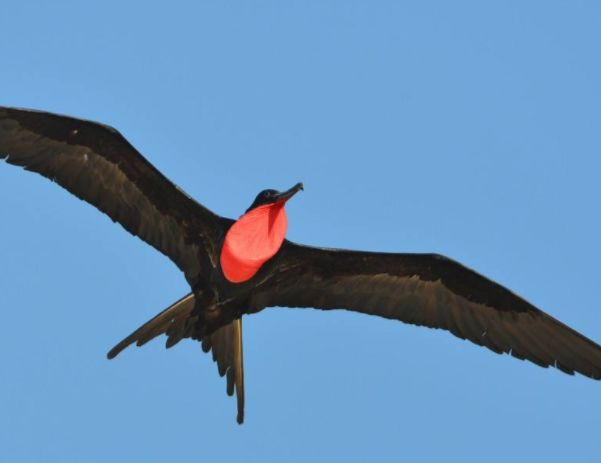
251,241,601,380
0,107,224,286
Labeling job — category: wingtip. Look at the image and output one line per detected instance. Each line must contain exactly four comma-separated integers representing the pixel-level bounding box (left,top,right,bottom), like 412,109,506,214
106,338,132,360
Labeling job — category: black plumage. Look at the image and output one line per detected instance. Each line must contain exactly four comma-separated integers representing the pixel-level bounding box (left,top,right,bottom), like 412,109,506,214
2,106,600,424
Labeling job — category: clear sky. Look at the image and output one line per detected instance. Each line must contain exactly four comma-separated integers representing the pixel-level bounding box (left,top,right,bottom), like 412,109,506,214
1,2,600,461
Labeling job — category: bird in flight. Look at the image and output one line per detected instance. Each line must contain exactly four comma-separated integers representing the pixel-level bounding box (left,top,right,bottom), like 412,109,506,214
2,107,600,424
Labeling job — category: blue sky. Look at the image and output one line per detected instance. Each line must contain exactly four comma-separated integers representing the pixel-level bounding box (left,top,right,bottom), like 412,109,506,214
1,1,600,461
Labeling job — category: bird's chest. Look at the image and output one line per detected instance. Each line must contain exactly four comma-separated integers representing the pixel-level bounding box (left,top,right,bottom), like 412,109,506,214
219,204,287,283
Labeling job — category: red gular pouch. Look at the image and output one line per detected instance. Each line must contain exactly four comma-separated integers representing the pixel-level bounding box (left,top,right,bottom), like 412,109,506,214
220,201,288,283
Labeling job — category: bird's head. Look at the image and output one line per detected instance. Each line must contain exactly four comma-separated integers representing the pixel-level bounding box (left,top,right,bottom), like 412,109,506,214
246,182,304,212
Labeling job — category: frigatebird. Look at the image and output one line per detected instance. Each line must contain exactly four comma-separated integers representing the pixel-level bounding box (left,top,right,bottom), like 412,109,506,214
2,107,601,424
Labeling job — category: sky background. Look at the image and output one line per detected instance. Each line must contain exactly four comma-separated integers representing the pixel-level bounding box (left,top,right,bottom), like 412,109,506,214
1,2,600,462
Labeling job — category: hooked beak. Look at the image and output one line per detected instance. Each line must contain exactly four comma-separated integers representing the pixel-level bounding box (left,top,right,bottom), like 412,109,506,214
275,182,304,203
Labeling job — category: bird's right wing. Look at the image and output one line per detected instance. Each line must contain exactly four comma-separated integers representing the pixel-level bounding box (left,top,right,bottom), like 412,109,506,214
0,107,224,286
251,241,601,380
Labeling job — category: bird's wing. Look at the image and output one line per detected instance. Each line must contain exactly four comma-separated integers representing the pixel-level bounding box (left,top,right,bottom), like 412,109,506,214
251,241,601,379
0,107,224,286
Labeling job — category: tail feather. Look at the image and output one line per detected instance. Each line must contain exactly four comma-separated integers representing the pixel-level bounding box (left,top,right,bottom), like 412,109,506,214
233,318,245,424
106,293,196,359
107,292,246,424
201,318,245,424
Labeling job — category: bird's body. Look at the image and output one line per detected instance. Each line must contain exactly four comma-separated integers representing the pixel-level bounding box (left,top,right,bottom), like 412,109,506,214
2,106,601,424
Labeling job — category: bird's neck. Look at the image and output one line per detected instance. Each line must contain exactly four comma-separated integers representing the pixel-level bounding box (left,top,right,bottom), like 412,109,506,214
220,203,288,283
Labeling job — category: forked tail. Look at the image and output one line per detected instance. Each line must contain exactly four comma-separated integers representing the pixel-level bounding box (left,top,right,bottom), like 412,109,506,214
107,293,246,424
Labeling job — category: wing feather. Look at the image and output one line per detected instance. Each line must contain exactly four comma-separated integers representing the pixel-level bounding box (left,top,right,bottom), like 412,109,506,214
251,241,601,379
0,107,223,285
